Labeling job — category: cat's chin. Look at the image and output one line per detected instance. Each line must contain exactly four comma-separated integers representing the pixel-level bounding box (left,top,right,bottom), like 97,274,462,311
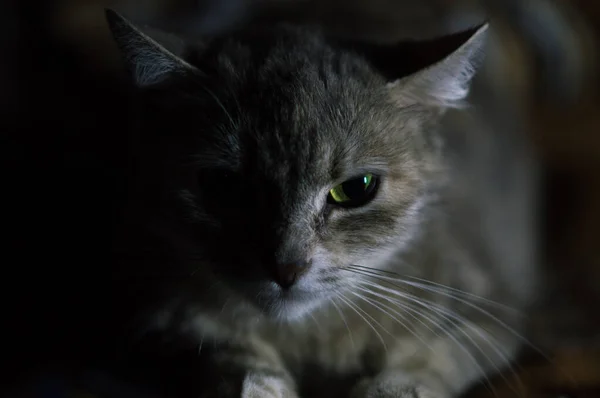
262,298,323,322
256,288,326,322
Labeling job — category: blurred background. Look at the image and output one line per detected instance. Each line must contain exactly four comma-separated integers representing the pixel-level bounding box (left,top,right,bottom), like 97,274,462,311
2,0,600,397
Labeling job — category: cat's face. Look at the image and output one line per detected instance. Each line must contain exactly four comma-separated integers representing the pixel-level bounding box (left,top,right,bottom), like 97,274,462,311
107,10,486,320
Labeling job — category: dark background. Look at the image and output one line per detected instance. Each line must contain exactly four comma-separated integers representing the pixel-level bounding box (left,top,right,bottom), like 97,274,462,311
2,0,600,397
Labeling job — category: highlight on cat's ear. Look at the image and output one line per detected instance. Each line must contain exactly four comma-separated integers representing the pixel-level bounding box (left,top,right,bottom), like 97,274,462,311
390,24,488,109
105,8,195,87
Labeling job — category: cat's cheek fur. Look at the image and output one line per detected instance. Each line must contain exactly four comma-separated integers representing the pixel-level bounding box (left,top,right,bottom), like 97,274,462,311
322,191,429,272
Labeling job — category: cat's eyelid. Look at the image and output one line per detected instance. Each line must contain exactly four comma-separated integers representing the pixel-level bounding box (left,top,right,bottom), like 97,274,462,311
332,164,388,184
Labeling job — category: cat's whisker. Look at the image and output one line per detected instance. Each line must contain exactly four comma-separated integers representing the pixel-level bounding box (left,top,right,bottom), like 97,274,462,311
353,276,525,388
351,285,435,352
200,84,240,131
219,297,231,315
403,295,523,397
336,293,388,353
354,283,444,340
349,264,517,315
344,266,544,361
347,264,520,315
355,277,525,397
354,281,499,397
308,312,324,335
348,293,397,340
329,298,355,350
348,265,495,306
198,332,205,356
422,300,524,397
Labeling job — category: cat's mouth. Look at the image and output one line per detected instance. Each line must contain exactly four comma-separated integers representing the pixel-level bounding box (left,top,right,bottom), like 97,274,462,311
212,264,329,320
253,283,325,320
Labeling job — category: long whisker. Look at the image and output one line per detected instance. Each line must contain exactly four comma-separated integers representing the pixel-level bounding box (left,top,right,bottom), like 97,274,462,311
336,293,388,352
349,293,398,340
330,298,355,350
349,288,434,353
198,332,205,355
201,85,239,130
343,267,543,359
389,288,523,396
355,281,497,396
414,294,524,397
355,282,444,340
308,311,324,335
348,265,520,314
356,272,520,356
354,274,525,396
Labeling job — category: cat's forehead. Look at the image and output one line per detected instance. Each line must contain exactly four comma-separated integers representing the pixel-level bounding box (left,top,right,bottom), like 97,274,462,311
163,26,421,191
113,13,487,178
195,28,396,176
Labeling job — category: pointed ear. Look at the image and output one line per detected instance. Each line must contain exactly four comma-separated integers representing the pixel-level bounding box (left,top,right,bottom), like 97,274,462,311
105,8,195,87
390,24,488,108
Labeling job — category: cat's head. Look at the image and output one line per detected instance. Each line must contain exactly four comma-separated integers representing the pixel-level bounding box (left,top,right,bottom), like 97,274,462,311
106,9,487,320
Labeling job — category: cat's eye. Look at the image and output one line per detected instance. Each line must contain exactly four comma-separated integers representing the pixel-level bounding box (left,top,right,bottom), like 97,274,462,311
327,174,379,208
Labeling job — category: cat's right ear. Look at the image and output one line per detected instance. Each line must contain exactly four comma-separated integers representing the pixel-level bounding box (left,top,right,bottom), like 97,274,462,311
105,8,196,87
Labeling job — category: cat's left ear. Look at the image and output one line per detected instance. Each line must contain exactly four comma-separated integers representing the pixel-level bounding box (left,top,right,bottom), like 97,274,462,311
105,8,197,87
389,24,488,109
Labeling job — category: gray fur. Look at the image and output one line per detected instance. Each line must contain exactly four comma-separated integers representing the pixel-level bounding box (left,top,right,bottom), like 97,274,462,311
106,9,538,398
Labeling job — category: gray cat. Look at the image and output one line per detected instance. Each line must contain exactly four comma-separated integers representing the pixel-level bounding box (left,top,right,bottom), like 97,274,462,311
106,9,538,398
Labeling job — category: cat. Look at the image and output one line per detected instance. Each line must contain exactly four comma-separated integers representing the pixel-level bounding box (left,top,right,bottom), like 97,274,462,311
105,8,538,398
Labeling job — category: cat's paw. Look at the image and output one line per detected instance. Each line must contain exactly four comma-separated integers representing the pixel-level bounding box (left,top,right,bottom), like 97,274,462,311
240,372,298,398
350,376,445,398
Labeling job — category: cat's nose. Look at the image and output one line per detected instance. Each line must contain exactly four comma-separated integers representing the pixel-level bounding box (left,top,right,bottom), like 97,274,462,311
274,260,310,289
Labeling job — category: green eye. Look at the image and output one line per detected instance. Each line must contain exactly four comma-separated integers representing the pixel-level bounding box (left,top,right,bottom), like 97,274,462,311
327,174,379,207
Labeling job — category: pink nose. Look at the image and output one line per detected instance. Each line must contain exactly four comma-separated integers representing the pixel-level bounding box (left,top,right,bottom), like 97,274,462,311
274,260,310,289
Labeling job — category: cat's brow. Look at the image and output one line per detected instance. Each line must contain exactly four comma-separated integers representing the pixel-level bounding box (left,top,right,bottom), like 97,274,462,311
332,160,390,181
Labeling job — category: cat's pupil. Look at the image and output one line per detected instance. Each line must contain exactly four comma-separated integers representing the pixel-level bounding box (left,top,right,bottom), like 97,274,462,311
327,174,378,208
